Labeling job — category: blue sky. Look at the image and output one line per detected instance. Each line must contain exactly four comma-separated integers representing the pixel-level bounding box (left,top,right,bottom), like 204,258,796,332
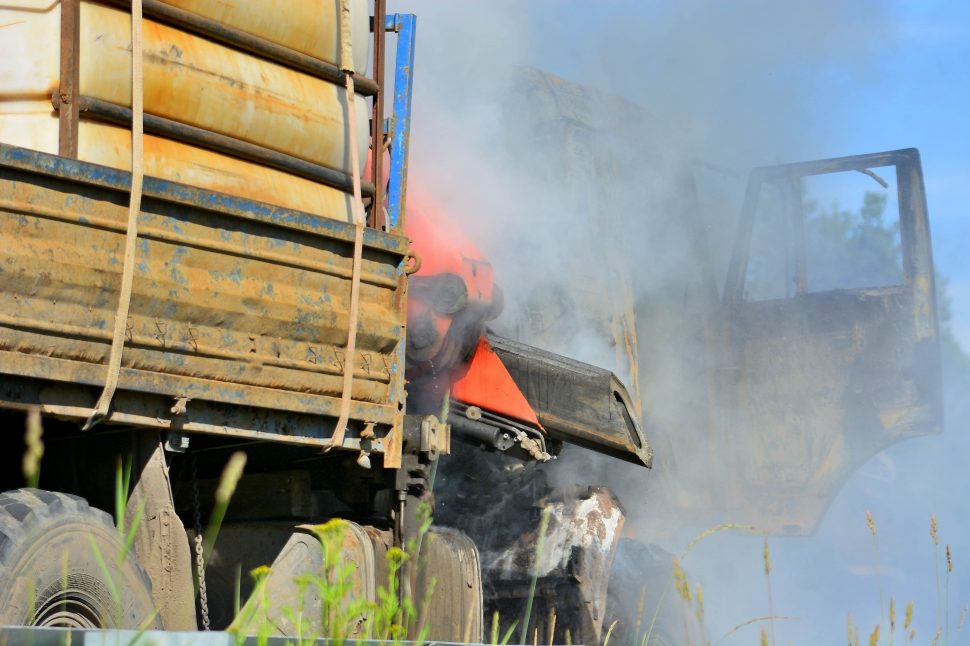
394,1,970,642
514,3,970,341
881,2,970,347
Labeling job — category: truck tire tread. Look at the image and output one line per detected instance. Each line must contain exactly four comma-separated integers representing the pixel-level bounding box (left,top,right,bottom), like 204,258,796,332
0,487,160,629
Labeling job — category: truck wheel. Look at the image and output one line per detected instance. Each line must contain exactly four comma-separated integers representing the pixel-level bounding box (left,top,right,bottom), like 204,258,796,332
0,488,161,629
605,539,702,646
415,527,484,643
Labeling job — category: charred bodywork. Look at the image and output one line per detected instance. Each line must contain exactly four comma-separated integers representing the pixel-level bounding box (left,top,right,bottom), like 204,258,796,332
500,68,942,535
432,445,627,646
709,148,941,533
486,333,650,468
485,487,625,644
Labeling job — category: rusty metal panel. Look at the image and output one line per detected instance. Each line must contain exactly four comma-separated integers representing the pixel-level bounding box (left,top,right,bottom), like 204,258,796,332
58,0,81,158
0,143,407,453
721,287,939,533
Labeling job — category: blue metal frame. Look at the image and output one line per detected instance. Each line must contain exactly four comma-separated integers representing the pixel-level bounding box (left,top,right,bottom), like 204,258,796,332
384,13,416,230
381,14,417,430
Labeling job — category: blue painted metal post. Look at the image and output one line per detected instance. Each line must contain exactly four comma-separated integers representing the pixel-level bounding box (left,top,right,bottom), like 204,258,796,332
385,14,416,230
382,14,417,438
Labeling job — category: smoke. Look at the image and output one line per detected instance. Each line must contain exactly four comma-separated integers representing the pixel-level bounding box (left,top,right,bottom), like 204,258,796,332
388,1,966,644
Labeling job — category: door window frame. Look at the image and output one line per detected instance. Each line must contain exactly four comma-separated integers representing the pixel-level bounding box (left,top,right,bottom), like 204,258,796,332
723,149,934,314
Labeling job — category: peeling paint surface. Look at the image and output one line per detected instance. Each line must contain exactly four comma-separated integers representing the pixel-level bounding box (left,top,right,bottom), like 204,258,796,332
0,144,408,454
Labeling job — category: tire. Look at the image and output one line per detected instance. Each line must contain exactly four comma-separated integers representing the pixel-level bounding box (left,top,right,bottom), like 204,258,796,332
0,488,162,629
605,540,703,646
415,527,484,643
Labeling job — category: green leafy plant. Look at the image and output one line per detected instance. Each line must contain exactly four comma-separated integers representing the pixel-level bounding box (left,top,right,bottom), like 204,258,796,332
228,502,437,646
519,506,553,646
22,407,43,489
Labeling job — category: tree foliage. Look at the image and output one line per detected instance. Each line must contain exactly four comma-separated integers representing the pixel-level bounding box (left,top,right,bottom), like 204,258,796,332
804,191,902,293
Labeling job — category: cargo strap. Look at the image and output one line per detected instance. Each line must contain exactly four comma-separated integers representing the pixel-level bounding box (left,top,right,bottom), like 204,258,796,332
84,0,144,430
328,0,366,450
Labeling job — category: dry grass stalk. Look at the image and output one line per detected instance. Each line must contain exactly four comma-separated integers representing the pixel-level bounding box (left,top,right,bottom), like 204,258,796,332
640,522,761,646
868,624,879,646
763,537,772,576
760,626,768,646
202,451,248,567
716,614,798,643
958,603,968,631
519,506,552,646
215,451,247,504
601,619,619,646
678,523,762,560
672,557,691,604
764,537,777,646
904,601,913,630
907,628,915,642
866,511,885,624
946,544,953,645
889,597,895,633
930,629,940,645
931,515,941,634
848,612,854,645
695,583,705,625
634,585,647,641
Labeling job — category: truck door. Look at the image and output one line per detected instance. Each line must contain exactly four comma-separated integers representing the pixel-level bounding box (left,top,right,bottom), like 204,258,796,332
719,149,941,534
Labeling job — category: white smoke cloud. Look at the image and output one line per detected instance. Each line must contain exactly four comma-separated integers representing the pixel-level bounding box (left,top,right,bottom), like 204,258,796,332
388,2,966,644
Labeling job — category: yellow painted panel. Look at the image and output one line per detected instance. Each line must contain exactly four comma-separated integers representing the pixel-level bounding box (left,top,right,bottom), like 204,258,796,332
0,2,369,174
0,3,60,98
79,2,369,175
0,109,353,223
159,0,370,74
79,120,354,222
0,104,59,154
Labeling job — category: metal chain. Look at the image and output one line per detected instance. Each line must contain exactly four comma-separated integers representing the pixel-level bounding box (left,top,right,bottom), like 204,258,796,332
191,456,211,631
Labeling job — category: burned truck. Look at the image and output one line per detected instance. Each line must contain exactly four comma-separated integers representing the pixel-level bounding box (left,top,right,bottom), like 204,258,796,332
477,67,940,535
0,2,647,641
426,68,943,643
0,2,942,645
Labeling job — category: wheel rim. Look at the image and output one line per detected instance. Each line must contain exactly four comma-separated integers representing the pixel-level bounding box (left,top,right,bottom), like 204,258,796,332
32,587,106,628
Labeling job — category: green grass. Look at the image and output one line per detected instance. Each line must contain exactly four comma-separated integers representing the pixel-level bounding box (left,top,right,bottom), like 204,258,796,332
19,417,967,646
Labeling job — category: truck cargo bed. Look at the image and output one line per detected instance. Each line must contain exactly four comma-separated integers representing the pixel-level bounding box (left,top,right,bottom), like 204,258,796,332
0,143,407,453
